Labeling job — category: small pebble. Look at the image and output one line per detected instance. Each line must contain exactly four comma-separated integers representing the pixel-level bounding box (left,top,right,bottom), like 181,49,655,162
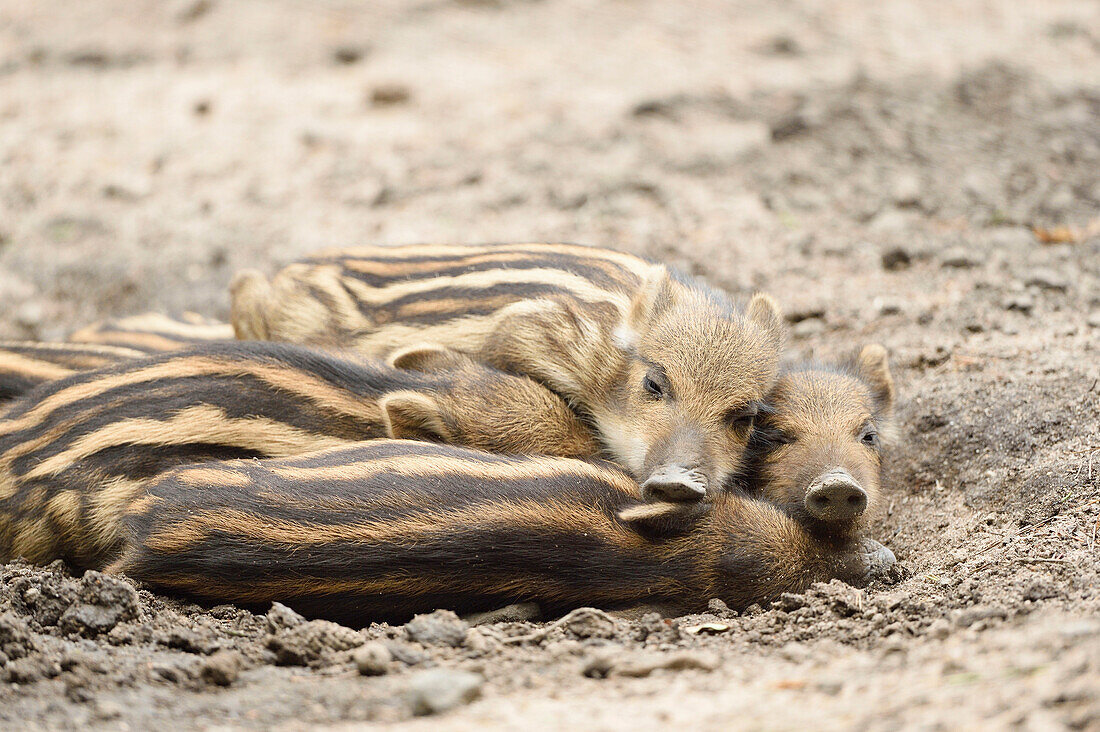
407,669,484,716
881,247,912,271
1003,293,1035,314
939,247,981,269
370,84,411,107
265,602,305,633
353,642,392,676
1024,269,1069,292
891,173,922,207
405,610,469,648
200,650,241,687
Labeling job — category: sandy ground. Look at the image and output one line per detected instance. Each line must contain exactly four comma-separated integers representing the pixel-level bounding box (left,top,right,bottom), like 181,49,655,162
1,0,1099,728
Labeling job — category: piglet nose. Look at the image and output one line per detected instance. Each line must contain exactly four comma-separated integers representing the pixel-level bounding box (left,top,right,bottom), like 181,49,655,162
640,465,708,503
806,469,867,521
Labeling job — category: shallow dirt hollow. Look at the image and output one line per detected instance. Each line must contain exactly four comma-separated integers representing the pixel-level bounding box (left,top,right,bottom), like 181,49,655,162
1,1,1099,729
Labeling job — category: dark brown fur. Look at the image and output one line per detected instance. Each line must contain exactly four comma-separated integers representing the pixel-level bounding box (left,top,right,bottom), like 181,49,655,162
110,440,888,624
231,243,788,498
0,341,596,568
0,342,145,402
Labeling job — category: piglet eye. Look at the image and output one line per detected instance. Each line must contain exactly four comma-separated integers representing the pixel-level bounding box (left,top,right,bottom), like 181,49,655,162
726,406,758,431
861,426,880,449
642,374,663,397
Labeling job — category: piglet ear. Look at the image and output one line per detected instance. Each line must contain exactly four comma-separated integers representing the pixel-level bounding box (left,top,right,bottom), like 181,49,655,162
746,292,788,351
616,266,677,351
856,344,895,415
388,343,473,373
380,392,454,443
617,501,710,537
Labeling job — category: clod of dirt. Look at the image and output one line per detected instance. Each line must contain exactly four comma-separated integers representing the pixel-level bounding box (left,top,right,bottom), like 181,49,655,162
463,603,541,626
939,246,982,269
560,608,618,640
880,246,913,271
407,669,484,716
353,641,392,676
404,610,469,648
1003,293,1035,313
384,640,430,666
265,620,364,666
635,613,683,644
586,649,721,679
4,656,61,684
265,602,306,632
58,571,141,638
370,84,412,107
199,650,242,686
0,612,39,660
1024,269,1069,292
9,570,80,627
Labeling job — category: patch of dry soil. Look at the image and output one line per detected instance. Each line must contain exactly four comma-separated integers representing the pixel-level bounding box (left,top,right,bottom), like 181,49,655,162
1,0,1098,728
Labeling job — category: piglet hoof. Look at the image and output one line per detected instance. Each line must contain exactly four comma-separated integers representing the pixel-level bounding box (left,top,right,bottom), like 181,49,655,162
838,538,897,587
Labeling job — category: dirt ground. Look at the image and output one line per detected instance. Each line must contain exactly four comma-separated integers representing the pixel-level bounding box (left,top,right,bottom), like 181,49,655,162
1,0,1099,729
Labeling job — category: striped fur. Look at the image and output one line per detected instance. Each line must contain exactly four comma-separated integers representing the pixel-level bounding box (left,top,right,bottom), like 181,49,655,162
0,342,597,569
111,440,886,624
0,342,145,402
231,243,788,497
69,312,235,353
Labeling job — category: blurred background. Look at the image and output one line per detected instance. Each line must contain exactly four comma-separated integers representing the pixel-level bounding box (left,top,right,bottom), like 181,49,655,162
0,0,1096,341
1,2,1099,728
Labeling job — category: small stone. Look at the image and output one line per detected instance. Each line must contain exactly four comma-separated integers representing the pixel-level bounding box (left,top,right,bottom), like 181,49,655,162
775,593,808,611
407,669,484,716
891,173,922,207
558,607,617,640
405,610,469,648
93,700,123,720
1086,311,1100,328
332,45,367,65
927,618,951,640
370,84,411,107
1024,269,1069,292
58,571,141,638
940,247,981,269
1003,293,1035,313
611,650,721,677
463,603,541,626
354,642,392,676
200,650,242,686
792,317,825,338
463,628,500,654
0,613,39,660
384,641,429,666
873,297,903,316
953,605,1007,628
881,247,912,271
266,620,364,666
707,598,733,617
266,602,305,633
